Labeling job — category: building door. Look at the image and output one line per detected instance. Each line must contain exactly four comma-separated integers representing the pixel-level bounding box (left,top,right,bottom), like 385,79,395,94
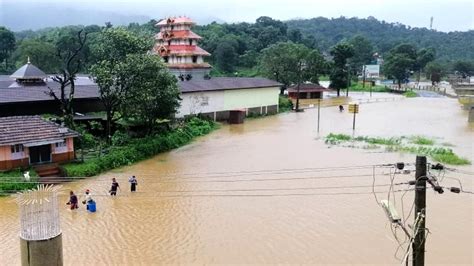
29,145,51,164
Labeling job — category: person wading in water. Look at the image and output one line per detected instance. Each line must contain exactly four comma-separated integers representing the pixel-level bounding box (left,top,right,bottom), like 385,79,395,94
109,178,120,196
128,175,138,192
82,189,94,211
66,191,78,210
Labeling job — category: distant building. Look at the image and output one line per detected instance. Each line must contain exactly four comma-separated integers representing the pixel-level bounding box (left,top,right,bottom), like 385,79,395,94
177,77,281,120
0,116,78,171
287,83,328,99
153,16,211,79
0,60,103,117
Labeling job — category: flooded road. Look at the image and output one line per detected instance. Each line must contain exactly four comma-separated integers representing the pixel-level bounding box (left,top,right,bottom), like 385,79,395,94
0,96,473,265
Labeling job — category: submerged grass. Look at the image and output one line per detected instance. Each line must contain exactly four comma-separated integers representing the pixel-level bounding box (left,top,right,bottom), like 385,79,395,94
325,133,470,165
403,91,418,98
410,135,435,145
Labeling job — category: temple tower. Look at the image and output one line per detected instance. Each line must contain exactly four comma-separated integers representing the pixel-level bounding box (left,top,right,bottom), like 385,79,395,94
153,16,211,79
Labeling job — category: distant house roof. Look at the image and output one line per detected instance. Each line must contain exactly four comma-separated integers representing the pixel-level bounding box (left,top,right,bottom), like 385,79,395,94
0,116,79,146
179,77,282,93
287,83,329,93
10,61,47,80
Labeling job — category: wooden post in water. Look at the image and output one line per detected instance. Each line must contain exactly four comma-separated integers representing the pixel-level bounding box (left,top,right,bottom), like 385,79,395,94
413,156,427,266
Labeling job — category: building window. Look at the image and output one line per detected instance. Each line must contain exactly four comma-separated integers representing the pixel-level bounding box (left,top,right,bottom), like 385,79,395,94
11,144,25,160
189,39,193,46
192,56,198,63
200,96,209,106
163,56,169,63
54,139,67,153
11,144,24,154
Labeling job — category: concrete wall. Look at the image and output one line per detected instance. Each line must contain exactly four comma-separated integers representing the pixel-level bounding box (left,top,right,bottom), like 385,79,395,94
177,87,280,118
20,234,63,266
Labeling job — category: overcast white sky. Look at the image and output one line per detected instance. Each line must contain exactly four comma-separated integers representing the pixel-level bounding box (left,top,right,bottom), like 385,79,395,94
4,0,474,32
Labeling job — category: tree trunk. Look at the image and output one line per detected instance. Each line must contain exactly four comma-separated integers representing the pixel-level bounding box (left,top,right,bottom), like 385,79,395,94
106,110,112,144
398,80,401,89
337,88,340,97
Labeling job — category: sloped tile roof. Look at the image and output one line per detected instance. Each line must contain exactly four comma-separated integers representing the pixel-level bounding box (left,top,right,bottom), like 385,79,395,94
0,116,79,146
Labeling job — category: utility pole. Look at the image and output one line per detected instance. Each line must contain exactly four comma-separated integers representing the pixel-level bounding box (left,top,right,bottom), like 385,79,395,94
362,65,366,88
413,156,427,266
317,98,321,133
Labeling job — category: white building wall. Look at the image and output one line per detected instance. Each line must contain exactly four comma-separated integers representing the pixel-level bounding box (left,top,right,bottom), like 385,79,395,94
177,90,225,117
176,87,280,118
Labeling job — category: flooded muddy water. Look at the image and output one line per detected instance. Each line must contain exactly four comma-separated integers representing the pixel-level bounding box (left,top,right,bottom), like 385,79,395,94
0,96,473,265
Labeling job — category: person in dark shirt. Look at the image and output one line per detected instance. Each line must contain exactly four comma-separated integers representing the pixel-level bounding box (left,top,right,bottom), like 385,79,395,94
66,191,78,210
109,178,120,196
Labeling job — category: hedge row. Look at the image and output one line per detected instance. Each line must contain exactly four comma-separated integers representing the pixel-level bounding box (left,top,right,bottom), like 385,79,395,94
63,118,217,177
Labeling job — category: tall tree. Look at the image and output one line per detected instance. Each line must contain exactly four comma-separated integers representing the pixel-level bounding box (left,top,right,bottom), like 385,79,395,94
425,62,444,85
415,48,435,83
91,27,153,139
260,42,326,109
47,29,88,128
12,39,60,73
120,54,180,132
349,35,374,86
383,43,417,88
0,27,16,69
329,42,355,96
215,40,238,73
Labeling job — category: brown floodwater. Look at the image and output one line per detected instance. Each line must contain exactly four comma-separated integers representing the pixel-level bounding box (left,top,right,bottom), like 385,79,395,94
0,94,473,265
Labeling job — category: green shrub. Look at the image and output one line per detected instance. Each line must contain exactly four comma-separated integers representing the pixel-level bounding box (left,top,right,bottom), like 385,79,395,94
111,130,131,146
279,95,293,112
64,118,217,177
403,91,418,98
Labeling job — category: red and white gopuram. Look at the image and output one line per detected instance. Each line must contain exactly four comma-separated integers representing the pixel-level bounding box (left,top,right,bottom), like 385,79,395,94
153,16,212,79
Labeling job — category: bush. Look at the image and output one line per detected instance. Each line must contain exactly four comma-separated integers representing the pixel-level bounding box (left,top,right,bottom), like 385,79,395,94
279,95,293,112
111,130,131,146
64,118,217,177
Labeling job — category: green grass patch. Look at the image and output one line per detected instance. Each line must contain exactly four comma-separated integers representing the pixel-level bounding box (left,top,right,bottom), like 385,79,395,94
350,83,390,92
63,117,218,177
354,136,402,146
325,133,352,144
325,133,469,165
0,169,39,195
403,91,418,97
410,136,435,145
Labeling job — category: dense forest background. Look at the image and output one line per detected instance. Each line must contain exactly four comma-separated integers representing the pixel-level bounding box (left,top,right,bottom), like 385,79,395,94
1,16,473,76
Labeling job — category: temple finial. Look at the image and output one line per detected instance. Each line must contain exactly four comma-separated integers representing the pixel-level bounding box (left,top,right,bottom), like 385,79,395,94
27,56,31,64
